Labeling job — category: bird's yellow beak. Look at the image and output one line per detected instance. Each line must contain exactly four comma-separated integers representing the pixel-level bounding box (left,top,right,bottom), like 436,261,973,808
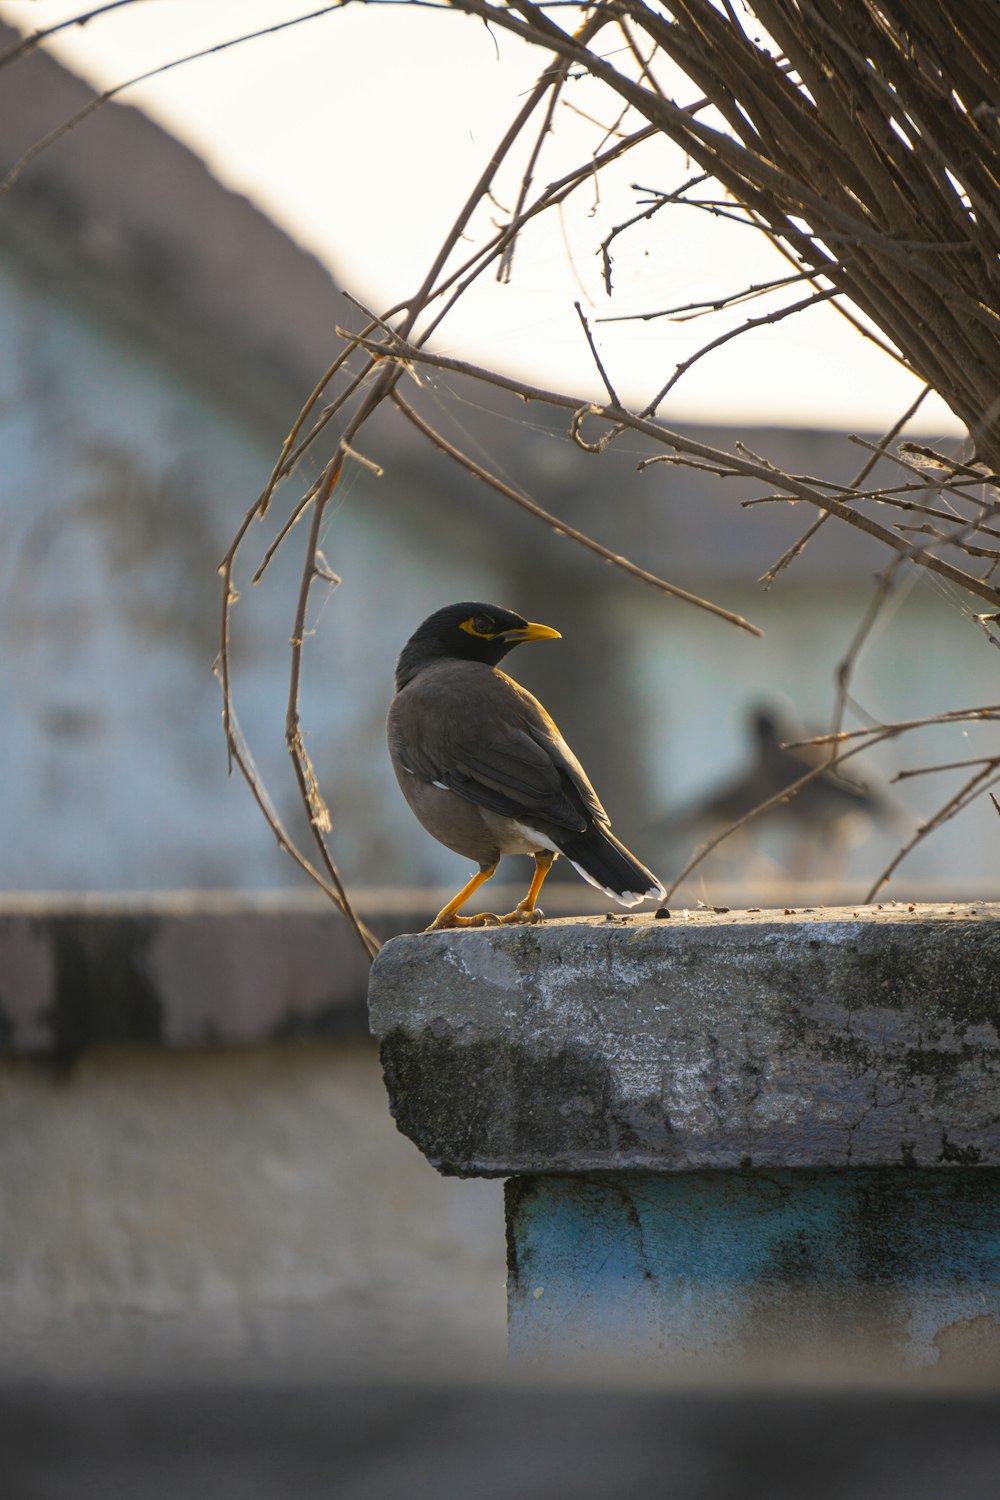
503,622,561,643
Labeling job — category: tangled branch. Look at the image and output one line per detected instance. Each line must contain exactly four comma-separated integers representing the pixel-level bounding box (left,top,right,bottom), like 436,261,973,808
214,1,1000,945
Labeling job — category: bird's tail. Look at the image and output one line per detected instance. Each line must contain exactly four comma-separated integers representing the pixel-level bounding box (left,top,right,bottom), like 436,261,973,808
554,825,665,908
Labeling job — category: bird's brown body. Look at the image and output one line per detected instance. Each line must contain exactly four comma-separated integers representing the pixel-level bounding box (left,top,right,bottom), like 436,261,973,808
389,658,605,866
387,603,664,930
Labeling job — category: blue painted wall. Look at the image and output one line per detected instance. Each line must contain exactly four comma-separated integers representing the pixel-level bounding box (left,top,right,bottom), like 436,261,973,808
508,1171,1000,1376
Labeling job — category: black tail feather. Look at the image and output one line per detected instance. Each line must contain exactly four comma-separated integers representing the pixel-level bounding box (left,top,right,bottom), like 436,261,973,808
553,826,665,907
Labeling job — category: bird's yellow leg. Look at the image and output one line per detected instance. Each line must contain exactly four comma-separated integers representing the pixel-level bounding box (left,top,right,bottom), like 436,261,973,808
500,850,555,925
425,863,501,931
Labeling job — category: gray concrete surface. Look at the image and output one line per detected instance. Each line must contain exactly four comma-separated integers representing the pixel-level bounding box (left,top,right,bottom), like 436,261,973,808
368,904,1000,1175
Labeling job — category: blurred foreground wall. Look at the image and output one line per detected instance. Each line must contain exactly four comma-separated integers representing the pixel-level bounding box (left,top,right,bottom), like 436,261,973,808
0,894,506,1386
1,1044,505,1386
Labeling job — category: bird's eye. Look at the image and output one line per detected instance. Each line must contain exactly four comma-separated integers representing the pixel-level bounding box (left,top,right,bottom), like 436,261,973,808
472,614,493,635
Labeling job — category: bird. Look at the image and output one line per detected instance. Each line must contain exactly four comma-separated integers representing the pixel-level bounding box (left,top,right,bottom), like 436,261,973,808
654,703,905,881
387,602,665,931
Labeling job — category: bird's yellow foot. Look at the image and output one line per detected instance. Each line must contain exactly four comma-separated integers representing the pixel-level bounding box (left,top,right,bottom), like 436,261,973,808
499,905,545,926
425,911,503,931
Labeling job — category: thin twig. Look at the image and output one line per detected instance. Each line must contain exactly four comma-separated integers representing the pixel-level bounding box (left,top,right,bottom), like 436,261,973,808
892,756,1000,782
1,6,346,197
831,561,902,741
863,763,1000,902
661,721,903,903
759,386,932,588
791,707,1000,749
282,453,381,960
573,301,620,407
346,331,1000,610
642,286,838,416
390,386,762,635
597,265,830,323
0,1,152,69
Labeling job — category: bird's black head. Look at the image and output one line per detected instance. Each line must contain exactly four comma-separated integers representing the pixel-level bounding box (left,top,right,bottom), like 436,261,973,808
395,602,561,689
749,707,783,748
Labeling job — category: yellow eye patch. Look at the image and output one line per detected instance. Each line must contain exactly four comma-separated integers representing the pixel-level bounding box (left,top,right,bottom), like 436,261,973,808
459,616,561,644
459,616,498,639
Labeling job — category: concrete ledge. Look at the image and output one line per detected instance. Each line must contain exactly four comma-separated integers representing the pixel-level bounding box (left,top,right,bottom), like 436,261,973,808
0,891,451,1055
0,886,630,1055
0,892,373,1054
367,904,1000,1176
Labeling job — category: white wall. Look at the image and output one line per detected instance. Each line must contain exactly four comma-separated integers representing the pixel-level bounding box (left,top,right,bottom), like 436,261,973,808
0,249,509,892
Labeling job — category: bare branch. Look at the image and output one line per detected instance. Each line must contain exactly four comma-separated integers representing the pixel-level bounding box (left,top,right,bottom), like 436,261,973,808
864,764,1000,904
893,757,1000,783
390,386,762,635
1,6,347,198
759,385,932,588
642,285,838,417
573,300,620,408
0,1,153,69
346,330,1000,610
597,265,830,324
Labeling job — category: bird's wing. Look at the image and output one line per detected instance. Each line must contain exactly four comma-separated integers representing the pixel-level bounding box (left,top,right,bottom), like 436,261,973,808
391,664,607,833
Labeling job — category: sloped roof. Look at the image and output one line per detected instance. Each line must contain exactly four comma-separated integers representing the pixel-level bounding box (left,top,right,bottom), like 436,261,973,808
0,19,940,581
0,19,347,402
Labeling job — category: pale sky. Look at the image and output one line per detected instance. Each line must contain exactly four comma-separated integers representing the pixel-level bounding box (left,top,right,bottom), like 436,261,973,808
2,0,964,433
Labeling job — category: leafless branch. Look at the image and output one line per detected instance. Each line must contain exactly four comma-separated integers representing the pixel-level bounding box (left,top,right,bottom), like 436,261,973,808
597,265,829,324
573,300,620,408
389,385,760,635
864,763,1000,903
1,6,347,198
343,330,1000,611
642,284,838,416
791,708,1000,750
759,386,933,589
0,1,152,69
893,757,1000,783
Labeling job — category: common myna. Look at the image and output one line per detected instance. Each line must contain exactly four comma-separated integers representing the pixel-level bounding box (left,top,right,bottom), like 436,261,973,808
388,603,665,930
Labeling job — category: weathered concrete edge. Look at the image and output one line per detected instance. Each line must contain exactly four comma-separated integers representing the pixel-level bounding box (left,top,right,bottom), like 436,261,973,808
368,906,1000,1177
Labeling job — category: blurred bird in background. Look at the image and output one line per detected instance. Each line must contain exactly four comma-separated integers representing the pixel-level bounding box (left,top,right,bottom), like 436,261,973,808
653,703,908,894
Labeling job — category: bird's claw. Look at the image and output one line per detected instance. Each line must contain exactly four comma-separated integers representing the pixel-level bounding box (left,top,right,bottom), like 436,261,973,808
499,905,545,926
425,910,502,931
